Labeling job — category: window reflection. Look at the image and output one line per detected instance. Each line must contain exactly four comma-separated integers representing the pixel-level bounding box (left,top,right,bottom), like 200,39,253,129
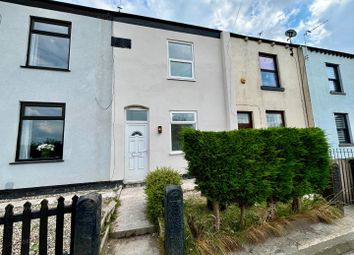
17,103,65,161
27,18,71,69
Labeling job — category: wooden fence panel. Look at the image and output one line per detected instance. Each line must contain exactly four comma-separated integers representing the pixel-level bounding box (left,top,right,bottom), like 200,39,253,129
21,202,32,255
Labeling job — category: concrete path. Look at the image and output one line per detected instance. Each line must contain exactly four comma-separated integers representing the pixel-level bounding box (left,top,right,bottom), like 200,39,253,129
110,186,155,239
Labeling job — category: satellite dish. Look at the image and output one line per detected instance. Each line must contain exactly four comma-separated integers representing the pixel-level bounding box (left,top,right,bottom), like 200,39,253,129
285,29,297,38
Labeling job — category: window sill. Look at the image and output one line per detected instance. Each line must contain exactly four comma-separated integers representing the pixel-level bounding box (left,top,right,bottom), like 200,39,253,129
261,86,285,92
169,151,184,156
167,77,196,82
338,143,354,147
20,65,70,72
330,91,346,95
9,159,64,165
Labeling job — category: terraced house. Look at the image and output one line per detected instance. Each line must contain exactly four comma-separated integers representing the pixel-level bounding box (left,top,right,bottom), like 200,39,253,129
0,0,113,190
300,46,354,149
230,35,310,130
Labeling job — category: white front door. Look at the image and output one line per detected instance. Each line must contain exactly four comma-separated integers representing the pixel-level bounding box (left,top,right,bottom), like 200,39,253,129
125,123,149,182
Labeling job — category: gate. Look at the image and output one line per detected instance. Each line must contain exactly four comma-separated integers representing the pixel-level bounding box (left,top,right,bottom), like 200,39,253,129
330,148,354,204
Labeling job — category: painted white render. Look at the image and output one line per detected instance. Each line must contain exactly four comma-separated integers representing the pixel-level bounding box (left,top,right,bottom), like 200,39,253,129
231,37,308,129
301,47,354,148
111,22,229,182
0,2,113,189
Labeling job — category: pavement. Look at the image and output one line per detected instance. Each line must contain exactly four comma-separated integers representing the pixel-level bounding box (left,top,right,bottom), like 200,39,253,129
235,206,354,255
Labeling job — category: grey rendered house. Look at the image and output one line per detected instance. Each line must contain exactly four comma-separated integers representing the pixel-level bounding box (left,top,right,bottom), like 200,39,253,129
0,0,113,190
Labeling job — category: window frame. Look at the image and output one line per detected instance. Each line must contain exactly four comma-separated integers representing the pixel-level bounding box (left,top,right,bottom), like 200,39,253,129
15,102,66,162
334,113,352,145
170,111,197,153
266,110,285,128
25,16,72,71
326,63,343,93
259,53,282,90
167,40,195,81
237,111,253,129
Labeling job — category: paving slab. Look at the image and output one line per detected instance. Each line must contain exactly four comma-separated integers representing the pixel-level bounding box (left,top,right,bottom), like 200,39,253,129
110,186,156,239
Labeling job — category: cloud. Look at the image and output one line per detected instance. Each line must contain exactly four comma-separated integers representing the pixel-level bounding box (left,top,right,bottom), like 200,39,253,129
54,0,354,52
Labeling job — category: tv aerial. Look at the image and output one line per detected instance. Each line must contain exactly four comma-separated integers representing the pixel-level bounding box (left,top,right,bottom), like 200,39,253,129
285,29,297,56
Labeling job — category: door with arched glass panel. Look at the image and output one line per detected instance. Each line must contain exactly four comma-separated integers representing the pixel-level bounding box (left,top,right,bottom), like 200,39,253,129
125,109,149,182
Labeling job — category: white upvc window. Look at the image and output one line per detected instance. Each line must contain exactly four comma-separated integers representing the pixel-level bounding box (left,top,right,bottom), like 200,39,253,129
167,40,194,80
170,111,197,152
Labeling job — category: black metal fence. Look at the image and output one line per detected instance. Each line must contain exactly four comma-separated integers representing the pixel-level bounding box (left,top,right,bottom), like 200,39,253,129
1,193,102,255
329,148,354,204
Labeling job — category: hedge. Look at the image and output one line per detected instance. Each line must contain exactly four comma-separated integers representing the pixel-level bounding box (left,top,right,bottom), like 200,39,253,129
181,127,330,229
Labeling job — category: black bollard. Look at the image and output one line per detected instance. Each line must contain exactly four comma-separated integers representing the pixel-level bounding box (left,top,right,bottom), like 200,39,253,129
73,193,102,255
164,185,184,255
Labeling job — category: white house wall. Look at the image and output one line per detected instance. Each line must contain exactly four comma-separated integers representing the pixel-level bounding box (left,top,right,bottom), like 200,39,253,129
111,22,228,181
0,2,113,189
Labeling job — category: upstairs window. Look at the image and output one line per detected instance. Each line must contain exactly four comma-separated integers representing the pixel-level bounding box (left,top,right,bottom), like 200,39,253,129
266,111,285,128
334,113,351,144
326,64,342,93
259,54,280,88
170,112,196,152
16,102,65,161
26,17,71,70
168,41,194,80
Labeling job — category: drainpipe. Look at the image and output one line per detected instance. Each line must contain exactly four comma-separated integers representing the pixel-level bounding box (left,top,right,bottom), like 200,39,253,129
297,47,315,128
220,31,238,130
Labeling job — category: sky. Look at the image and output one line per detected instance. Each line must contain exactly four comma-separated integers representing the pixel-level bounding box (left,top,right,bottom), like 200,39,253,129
55,0,354,53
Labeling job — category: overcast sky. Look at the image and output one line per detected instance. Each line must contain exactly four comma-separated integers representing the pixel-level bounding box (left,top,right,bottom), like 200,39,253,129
55,0,354,53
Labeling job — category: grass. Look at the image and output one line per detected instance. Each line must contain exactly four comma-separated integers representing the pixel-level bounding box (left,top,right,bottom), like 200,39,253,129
179,195,342,255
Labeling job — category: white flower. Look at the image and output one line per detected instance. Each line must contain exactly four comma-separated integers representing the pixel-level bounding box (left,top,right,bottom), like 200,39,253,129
36,143,55,151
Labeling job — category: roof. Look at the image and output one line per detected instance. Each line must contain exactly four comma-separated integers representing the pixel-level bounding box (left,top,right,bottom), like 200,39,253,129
2,0,354,58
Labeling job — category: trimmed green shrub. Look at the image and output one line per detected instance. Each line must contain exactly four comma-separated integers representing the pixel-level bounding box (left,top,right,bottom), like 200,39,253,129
182,127,330,228
145,167,182,224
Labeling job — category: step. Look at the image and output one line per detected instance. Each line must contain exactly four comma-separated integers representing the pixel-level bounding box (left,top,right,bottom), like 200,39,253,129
110,220,156,239
107,234,159,255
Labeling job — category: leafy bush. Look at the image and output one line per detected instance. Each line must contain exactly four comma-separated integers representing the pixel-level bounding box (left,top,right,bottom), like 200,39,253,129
145,167,182,224
182,127,330,229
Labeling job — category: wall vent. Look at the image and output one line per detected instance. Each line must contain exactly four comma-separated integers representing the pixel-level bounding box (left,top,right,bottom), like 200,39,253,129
111,37,131,49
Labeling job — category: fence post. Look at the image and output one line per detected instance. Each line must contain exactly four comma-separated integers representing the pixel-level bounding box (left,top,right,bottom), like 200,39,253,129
164,185,184,255
331,163,344,213
73,193,102,255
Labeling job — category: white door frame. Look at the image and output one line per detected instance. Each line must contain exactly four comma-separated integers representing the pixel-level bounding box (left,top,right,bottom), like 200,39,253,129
124,108,149,183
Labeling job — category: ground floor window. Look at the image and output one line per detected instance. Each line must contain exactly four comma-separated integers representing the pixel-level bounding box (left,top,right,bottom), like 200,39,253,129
334,113,351,144
237,112,253,129
266,111,285,128
170,111,196,152
16,102,65,161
